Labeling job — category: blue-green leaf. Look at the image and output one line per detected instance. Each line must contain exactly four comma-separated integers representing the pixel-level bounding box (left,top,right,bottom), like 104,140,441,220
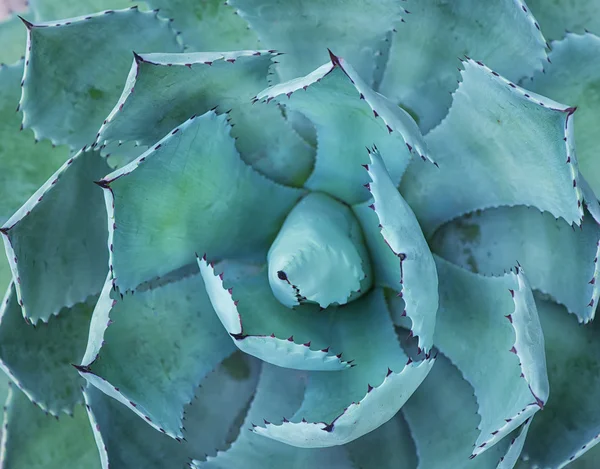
0,283,94,416
431,206,600,323
434,257,548,458
29,0,132,21
267,192,371,309
402,59,583,236
527,33,600,197
0,14,27,64
77,271,234,439
100,110,304,291
520,297,600,468
1,385,101,469
257,54,430,205
143,0,259,51
380,0,547,132
198,363,357,469
19,7,182,149
1,148,109,323
95,50,313,186
197,256,353,371
353,147,438,352
227,0,405,83
526,0,600,39
251,289,434,447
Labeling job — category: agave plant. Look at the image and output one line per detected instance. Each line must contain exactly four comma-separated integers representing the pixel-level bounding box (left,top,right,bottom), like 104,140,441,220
0,0,599,467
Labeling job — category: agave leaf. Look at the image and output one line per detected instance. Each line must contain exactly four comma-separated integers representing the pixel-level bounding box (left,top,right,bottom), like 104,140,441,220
345,412,417,468
353,147,438,352
100,110,304,291
84,354,261,469
227,0,406,83
527,33,600,197
77,272,235,439
267,192,371,309
431,206,600,323
95,50,313,186
520,297,600,468
197,256,354,371
403,353,529,469
402,59,584,237
380,0,547,132
1,385,101,469
0,284,94,416
1,148,109,323
0,14,27,64
251,289,434,447
526,0,600,39
28,0,133,21
197,363,356,469
257,54,430,204
433,257,548,457
0,60,70,290
143,0,259,51
19,7,182,149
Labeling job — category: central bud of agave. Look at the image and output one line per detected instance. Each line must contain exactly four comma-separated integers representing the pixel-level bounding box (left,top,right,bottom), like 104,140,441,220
267,192,372,309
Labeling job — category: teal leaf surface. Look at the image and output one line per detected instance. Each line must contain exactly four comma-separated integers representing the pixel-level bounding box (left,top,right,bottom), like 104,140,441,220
527,0,600,39
434,257,548,457
1,148,109,323
0,284,94,415
380,0,547,132
353,147,438,352
19,7,182,149
257,54,429,204
402,58,583,236
95,50,313,186
227,0,406,83
78,272,234,439
520,297,600,468
251,289,434,447
528,33,600,197
0,14,27,64
431,206,600,323
143,0,260,51
1,385,101,469
198,256,353,371
100,110,304,291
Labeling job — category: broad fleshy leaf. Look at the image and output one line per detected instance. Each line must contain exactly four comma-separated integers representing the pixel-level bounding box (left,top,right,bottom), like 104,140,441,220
0,14,26,64
353,147,438,352
380,0,547,132
144,0,260,51
434,257,548,457
77,272,235,439
0,60,70,290
95,50,313,186
402,58,583,236
267,192,371,309
251,289,435,447
100,110,304,292
0,284,93,416
19,6,182,149
526,0,600,40
83,353,261,469
1,148,109,323
1,385,101,469
227,0,406,83
431,206,600,323
403,352,529,469
527,33,600,197
198,256,353,371
29,0,132,21
198,363,356,469
257,54,430,205
520,297,600,468
345,412,417,469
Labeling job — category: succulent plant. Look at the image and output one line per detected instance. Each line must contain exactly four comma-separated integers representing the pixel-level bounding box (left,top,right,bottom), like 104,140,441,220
1,0,600,467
